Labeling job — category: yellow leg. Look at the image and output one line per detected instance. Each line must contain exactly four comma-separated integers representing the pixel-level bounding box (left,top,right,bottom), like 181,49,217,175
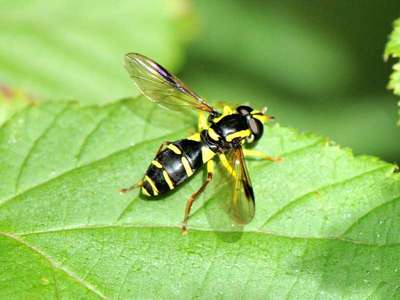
243,149,283,162
198,111,208,131
219,153,237,177
181,160,214,235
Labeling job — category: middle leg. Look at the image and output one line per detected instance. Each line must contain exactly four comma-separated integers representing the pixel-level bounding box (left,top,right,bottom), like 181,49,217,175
243,149,282,162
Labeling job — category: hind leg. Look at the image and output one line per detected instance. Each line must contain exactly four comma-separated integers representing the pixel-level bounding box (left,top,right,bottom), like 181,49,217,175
119,180,143,194
156,141,173,155
119,139,172,194
181,160,214,234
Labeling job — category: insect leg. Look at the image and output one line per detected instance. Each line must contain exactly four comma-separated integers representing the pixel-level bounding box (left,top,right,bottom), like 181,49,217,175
181,160,214,234
243,149,282,162
156,141,172,155
119,180,143,193
219,153,236,177
198,111,208,131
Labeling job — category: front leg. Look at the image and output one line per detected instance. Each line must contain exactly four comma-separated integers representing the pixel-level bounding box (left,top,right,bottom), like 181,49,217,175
243,149,283,162
198,111,208,131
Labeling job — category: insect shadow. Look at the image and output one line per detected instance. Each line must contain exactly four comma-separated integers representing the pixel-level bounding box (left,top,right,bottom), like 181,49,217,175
200,162,246,243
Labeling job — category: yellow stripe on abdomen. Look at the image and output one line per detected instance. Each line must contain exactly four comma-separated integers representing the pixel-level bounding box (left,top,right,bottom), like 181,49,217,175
162,170,175,190
181,156,193,177
152,160,163,168
144,175,159,196
167,144,182,154
141,186,151,196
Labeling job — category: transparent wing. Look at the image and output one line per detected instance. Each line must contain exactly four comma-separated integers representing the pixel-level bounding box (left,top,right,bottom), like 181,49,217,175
125,53,214,113
221,146,255,225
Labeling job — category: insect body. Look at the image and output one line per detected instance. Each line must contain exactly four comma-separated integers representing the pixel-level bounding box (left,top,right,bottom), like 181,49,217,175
121,53,280,233
141,137,205,197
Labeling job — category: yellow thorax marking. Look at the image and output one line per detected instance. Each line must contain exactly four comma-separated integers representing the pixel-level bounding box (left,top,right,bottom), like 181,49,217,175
188,132,201,142
201,146,215,163
207,127,220,141
167,144,182,155
181,156,193,176
212,105,235,123
152,160,163,168
144,175,159,196
225,129,251,142
162,170,174,190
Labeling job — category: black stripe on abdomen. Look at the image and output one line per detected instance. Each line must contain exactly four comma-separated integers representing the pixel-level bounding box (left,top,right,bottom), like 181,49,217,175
143,140,203,197
174,139,203,170
145,164,171,195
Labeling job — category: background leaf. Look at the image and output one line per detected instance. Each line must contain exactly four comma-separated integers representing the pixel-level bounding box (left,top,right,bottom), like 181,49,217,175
0,0,192,104
1,0,399,160
385,18,400,124
0,85,31,126
181,0,400,161
1,96,400,299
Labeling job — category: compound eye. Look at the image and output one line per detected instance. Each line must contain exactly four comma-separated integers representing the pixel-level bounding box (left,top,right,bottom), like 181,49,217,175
236,105,253,115
249,118,263,140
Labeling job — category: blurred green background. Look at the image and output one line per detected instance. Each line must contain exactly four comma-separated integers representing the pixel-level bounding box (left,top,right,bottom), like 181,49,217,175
1,0,400,161
181,1,400,162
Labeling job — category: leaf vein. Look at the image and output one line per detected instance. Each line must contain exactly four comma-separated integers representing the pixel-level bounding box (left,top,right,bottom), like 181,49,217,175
14,104,68,193
260,165,391,228
340,195,400,237
0,129,187,211
0,231,107,299
188,140,324,221
74,105,119,165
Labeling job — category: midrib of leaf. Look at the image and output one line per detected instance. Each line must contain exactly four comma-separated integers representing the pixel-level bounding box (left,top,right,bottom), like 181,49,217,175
0,231,107,300
13,226,400,299
1,97,400,299
1,224,397,300
12,223,400,248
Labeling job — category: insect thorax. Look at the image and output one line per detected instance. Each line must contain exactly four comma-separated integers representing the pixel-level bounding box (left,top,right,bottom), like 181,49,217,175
204,113,252,152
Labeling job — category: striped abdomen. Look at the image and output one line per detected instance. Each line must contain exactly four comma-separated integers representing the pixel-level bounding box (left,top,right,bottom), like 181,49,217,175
141,137,214,197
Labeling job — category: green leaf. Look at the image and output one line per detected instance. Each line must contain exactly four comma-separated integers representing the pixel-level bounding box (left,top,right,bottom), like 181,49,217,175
0,86,31,127
0,0,191,104
385,18,400,124
1,96,400,299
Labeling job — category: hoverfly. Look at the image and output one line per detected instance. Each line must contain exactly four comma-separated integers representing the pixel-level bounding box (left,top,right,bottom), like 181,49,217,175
121,53,281,234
